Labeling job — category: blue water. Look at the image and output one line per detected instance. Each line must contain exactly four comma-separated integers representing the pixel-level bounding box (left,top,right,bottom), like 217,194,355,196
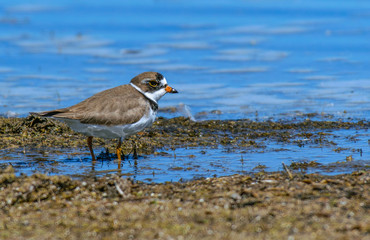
1,128,369,182
0,0,369,181
1,0,370,119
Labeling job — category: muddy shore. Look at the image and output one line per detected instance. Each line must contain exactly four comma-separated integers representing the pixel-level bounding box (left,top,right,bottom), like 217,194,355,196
1,115,369,157
0,166,369,239
0,116,369,239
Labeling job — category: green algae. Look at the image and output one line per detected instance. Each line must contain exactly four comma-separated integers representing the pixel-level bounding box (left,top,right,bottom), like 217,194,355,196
0,115,369,239
1,115,368,156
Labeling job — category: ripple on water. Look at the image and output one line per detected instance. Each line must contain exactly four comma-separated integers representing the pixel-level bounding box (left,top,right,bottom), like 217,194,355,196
0,0,369,180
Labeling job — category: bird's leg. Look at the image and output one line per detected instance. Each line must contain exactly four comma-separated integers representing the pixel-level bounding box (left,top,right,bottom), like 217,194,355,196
87,136,96,161
116,137,124,161
132,140,138,159
105,147,109,155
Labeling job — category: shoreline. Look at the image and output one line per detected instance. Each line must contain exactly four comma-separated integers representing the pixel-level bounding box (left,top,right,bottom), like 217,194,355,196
1,115,369,179
0,116,369,238
0,166,369,239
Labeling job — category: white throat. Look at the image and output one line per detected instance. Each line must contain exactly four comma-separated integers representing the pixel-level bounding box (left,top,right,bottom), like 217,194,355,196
130,82,166,103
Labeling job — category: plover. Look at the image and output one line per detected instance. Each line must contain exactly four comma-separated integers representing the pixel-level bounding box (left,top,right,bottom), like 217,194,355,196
33,72,178,161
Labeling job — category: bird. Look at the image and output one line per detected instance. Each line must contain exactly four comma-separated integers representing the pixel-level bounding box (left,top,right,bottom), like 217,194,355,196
32,72,178,161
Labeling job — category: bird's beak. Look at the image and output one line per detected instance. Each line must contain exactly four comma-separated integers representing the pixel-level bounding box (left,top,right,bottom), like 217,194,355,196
165,85,178,93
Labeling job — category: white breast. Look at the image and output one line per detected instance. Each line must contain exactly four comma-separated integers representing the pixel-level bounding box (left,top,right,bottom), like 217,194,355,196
57,107,157,139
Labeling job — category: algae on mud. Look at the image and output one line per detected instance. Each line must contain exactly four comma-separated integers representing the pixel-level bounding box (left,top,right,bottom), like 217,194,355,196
0,116,369,239
1,115,368,152
0,165,369,239
0,115,369,179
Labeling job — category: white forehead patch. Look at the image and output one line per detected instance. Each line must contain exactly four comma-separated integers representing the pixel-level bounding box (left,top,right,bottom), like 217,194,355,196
161,77,167,86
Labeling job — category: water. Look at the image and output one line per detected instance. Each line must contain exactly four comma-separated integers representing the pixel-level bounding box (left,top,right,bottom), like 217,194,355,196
0,0,369,181
1,127,368,182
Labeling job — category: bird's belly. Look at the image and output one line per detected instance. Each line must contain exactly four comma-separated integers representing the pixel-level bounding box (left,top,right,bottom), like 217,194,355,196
57,111,156,139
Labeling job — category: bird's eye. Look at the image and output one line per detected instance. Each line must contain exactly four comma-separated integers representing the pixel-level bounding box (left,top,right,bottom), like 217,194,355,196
148,80,158,87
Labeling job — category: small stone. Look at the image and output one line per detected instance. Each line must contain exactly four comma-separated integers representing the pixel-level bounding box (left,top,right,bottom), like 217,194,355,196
230,193,241,201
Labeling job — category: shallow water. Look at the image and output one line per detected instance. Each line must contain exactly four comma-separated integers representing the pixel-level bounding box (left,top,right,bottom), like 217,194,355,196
1,127,368,182
1,0,370,119
0,0,369,181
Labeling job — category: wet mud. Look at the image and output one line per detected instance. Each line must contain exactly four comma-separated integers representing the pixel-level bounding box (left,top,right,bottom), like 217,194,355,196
0,165,369,239
0,115,369,177
1,115,368,155
0,116,369,239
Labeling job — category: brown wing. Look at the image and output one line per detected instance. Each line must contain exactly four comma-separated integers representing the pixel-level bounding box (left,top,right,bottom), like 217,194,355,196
35,84,149,126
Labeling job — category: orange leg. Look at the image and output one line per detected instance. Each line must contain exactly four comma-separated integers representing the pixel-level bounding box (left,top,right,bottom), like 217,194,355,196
116,138,123,161
87,136,96,161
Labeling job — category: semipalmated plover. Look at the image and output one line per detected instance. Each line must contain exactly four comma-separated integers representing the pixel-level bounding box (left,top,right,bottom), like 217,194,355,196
33,72,178,161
